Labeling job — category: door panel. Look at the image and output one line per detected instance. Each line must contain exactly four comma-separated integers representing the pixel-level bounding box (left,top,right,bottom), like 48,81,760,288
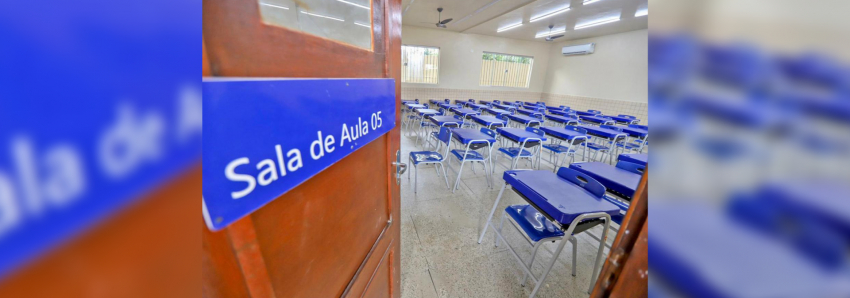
202,0,402,296
251,140,389,298
360,243,394,298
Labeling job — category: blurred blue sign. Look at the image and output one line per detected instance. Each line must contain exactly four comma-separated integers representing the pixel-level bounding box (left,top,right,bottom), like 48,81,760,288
0,0,199,279
202,79,396,231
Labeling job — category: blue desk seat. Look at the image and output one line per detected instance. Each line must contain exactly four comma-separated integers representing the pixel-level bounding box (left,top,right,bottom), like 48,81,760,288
540,126,589,170
480,168,619,297
408,127,453,193
499,147,534,157
541,144,576,154
451,149,485,161
410,151,443,164
496,127,547,170
504,205,565,241
447,128,497,192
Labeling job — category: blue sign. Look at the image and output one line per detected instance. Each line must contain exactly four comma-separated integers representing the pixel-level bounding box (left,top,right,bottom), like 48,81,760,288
202,79,397,231
0,0,200,278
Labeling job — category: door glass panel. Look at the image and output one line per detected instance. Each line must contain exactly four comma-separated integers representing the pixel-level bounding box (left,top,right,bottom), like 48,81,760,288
258,0,373,50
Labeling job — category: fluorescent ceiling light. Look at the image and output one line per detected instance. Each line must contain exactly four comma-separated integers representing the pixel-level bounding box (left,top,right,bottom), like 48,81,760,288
300,11,344,22
338,0,370,10
535,28,566,38
497,22,523,33
260,3,289,10
583,0,602,5
635,9,648,17
354,22,370,28
530,6,570,23
574,16,620,29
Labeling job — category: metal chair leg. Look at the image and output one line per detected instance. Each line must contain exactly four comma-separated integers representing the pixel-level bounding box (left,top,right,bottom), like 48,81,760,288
478,183,507,244
530,233,571,298
587,218,612,294
570,236,578,276
452,160,466,193
521,241,546,286
495,212,506,247
440,163,450,189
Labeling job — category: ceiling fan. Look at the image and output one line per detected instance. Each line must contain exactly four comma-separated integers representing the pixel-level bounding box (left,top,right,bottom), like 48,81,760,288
433,7,452,28
544,25,564,41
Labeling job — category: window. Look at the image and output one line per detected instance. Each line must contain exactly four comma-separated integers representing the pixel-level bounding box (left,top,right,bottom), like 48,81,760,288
402,45,440,84
479,52,534,88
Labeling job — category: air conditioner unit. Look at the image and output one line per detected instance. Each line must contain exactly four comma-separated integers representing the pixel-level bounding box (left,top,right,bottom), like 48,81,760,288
562,43,595,56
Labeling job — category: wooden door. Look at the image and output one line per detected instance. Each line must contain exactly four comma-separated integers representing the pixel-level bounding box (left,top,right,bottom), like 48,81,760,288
202,0,402,297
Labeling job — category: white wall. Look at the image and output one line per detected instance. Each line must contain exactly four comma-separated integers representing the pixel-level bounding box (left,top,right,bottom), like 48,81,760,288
401,26,552,93
542,29,648,103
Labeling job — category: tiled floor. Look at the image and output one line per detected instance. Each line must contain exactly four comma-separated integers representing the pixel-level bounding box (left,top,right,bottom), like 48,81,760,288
399,130,617,298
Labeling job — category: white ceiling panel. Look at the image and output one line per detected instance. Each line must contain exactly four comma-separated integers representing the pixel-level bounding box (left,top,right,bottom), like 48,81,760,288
402,0,648,42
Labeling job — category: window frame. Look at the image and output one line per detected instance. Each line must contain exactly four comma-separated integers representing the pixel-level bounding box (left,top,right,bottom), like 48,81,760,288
401,44,441,85
479,51,534,89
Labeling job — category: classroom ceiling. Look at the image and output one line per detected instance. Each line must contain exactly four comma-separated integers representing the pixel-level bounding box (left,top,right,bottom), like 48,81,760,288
401,0,648,42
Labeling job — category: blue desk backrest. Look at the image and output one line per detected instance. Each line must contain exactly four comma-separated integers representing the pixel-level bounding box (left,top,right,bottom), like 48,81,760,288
494,100,501,104
560,105,569,109
444,99,450,103
601,125,623,131
480,128,497,139
616,160,645,175
415,99,419,103
618,114,636,119
526,127,544,136
469,99,475,103
438,108,446,116
629,124,649,130
556,167,605,198
438,127,452,145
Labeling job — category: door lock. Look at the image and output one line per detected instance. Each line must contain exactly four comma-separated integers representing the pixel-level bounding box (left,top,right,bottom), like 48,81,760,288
393,150,407,185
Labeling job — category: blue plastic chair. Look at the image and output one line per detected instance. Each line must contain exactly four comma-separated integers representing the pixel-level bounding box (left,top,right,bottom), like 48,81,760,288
543,126,588,171
408,127,452,193
448,128,495,192
497,127,544,170
492,167,609,294
583,125,623,163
